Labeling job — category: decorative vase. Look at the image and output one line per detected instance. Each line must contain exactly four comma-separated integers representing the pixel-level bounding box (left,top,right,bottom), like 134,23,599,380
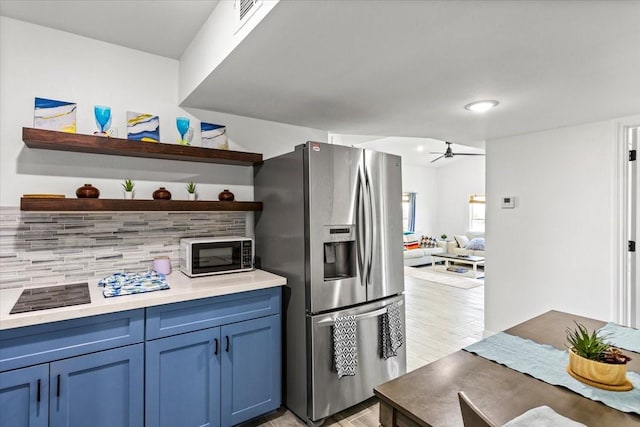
94,105,111,136
567,349,630,390
188,193,197,201
124,191,134,200
153,187,172,200
218,189,234,201
76,184,100,198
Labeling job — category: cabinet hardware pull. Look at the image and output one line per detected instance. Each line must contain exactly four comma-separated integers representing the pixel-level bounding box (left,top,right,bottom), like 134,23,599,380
37,379,41,402
214,338,219,355
225,336,230,352
56,374,61,397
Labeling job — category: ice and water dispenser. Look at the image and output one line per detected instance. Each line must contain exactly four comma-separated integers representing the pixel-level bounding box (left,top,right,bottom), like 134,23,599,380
323,226,356,281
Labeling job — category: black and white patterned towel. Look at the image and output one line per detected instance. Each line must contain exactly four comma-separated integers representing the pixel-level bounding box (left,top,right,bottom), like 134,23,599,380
332,314,358,378
381,301,404,359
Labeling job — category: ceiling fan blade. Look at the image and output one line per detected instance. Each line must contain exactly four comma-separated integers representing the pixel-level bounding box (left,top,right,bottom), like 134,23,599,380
428,152,445,154
430,155,444,163
452,153,485,156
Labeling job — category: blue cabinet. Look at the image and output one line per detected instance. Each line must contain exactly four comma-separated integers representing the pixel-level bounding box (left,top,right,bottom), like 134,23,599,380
50,344,143,427
1,287,282,427
221,315,281,427
0,345,143,427
0,364,48,427
0,310,144,427
145,329,222,427
145,288,282,427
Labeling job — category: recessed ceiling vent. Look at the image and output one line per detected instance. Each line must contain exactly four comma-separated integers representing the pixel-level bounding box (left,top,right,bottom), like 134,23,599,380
235,0,263,33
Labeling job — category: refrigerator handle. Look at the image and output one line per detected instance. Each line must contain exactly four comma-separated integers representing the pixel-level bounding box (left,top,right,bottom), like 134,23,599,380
364,164,375,285
356,164,367,286
316,300,404,326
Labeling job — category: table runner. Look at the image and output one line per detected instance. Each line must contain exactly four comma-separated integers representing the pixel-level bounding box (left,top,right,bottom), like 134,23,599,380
464,332,640,414
598,322,640,353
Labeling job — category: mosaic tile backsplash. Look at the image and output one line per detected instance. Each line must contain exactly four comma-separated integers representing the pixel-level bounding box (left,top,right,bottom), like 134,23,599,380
0,208,247,290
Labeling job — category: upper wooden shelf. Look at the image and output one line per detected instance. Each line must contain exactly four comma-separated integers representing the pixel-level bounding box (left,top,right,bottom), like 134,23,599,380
22,127,263,166
21,198,263,212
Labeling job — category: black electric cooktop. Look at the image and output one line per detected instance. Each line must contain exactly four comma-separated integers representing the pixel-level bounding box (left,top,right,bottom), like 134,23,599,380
10,282,91,314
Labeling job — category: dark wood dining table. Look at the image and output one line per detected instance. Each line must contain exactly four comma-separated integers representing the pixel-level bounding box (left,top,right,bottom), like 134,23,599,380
374,310,640,426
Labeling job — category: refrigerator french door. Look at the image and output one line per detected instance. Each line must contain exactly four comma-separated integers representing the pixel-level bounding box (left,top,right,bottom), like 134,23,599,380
309,294,406,421
306,143,404,312
254,141,406,425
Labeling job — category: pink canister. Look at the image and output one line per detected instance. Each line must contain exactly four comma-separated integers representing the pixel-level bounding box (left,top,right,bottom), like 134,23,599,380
153,256,172,275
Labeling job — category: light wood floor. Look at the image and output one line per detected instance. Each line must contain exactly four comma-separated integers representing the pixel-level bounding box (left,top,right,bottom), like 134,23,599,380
241,272,485,427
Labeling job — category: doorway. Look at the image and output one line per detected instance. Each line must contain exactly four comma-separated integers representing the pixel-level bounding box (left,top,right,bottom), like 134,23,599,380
629,126,638,328
618,124,639,328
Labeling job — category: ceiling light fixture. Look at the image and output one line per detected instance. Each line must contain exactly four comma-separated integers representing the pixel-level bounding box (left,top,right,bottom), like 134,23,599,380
464,100,499,113
417,146,424,152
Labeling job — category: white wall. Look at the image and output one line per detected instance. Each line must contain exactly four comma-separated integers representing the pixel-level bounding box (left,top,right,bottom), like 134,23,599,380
179,0,279,102
436,156,486,237
0,17,325,206
485,120,617,332
402,163,438,235
185,107,326,160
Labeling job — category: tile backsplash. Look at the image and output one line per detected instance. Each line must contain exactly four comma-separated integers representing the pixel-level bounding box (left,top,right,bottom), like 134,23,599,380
0,208,247,289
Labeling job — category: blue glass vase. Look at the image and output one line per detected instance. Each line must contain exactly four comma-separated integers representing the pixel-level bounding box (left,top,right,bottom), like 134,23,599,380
94,106,111,136
176,117,190,145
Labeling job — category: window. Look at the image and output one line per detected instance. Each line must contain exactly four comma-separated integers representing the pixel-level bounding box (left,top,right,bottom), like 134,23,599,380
469,194,485,232
402,192,416,232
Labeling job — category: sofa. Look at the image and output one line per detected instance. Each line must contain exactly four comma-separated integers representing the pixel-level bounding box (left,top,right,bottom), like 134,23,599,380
445,233,485,257
403,232,445,266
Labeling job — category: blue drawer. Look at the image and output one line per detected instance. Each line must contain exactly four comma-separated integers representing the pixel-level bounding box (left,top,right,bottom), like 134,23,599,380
0,309,144,372
146,287,281,340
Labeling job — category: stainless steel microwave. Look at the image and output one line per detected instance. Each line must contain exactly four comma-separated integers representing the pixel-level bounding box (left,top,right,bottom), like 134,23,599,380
180,236,254,277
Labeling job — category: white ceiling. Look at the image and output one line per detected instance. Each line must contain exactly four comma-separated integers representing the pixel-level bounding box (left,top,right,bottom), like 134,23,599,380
347,137,485,168
0,0,218,59
183,1,640,145
2,0,639,164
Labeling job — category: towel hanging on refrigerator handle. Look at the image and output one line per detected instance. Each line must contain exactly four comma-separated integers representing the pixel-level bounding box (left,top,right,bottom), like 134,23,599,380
381,301,404,359
332,314,358,378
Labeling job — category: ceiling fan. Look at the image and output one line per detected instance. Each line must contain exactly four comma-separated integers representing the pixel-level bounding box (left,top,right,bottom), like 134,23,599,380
430,142,485,163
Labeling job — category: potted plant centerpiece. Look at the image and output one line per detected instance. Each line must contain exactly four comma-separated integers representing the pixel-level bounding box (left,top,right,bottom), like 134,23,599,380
566,322,632,390
186,182,197,201
122,179,135,199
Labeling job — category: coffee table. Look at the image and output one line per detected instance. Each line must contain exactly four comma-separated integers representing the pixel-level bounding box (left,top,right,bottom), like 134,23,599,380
431,253,484,279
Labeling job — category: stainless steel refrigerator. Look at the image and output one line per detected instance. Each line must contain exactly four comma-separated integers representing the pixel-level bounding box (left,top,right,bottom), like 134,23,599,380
254,142,406,425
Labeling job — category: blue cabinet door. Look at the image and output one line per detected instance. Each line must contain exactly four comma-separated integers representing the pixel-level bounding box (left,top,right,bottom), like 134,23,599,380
49,343,144,427
145,328,221,427
0,364,49,427
220,315,281,426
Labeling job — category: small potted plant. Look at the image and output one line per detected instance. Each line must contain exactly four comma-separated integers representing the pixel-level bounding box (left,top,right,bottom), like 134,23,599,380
566,322,632,390
440,234,448,241
186,182,197,201
122,179,135,199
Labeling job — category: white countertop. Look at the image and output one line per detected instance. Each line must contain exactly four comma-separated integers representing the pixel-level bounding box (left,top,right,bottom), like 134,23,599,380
0,269,286,331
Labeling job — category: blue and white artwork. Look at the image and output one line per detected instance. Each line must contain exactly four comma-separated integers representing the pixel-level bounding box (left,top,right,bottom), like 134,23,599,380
201,122,228,150
34,97,77,133
127,111,160,142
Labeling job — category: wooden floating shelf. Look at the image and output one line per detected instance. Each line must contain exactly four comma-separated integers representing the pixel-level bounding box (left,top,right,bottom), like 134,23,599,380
20,198,263,212
22,127,263,166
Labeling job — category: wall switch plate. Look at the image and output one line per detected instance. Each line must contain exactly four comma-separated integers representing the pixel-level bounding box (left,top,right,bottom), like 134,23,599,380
501,196,515,209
